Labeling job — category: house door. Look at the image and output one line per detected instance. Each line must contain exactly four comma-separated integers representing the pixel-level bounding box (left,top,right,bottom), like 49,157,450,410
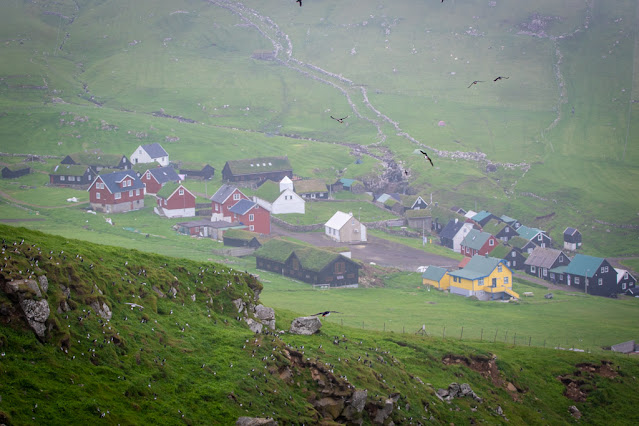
567,275,571,286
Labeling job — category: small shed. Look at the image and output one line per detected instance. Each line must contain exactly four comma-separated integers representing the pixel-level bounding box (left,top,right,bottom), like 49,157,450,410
563,227,582,251
223,228,263,248
2,164,31,179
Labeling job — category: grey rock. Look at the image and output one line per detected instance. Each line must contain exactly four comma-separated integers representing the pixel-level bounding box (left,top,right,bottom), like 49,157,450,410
20,298,50,339
233,298,245,313
254,305,275,330
569,405,581,419
26,280,42,298
289,316,322,335
169,287,177,298
57,300,70,314
245,318,263,334
152,285,165,298
236,417,277,426
191,294,196,302
373,398,394,424
38,276,49,293
350,389,367,413
60,284,71,299
90,301,112,321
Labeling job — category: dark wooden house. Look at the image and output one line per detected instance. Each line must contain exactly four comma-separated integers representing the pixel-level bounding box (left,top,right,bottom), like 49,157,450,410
294,179,329,200
616,268,637,296
223,228,262,248
49,164,96,186
179,163,215,180
523,247,570,280
62,150,132,171
517,225,552,249
222,156,292,183
563,227,582,251
255,239,360,287
469,210,498,227
2,164,31,179
482,219,518,242
549,254,618,297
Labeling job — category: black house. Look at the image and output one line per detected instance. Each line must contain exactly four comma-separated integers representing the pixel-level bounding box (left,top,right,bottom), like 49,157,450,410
61,150,132,171
223,229,262,248
222,156,292,183
616,269,637,296
179,163,215,180
523,247,570,280
488,240,528,271
1,164,31,179
549,254,618,297
255,239,359,287
49,164,96,186
563,227,582,251
482,219,518,242
439,219,464,250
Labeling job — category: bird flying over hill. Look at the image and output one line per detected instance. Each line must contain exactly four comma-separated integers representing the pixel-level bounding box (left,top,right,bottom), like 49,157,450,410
331,115,348,123
493,76,509,82
420,150,434,166
296,0,302,6
467,80,484,88
312,311,341,317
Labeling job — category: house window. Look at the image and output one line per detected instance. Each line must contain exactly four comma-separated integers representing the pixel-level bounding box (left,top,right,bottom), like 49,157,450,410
129,190,133,197
622,282,627,290
115,192,121,200
146,171,151,179
292,258,300,270
624,271,628,279
478,278,484,286
69,176,75,182
489,239,494,246
249,225,254,231
96,192,100,200
511,252,516,258
575,277,580,285
543,269,547,277
513,261,516,266
492,278,497,287
601,267,605,273
550,273,555,280
598,278,603,286
88,175,91,181
604,266,609,273
335,262,346,274
164,199,167,206
249,214,254,222
179,188,184,195
505,227,509,233
497,264,503,272
559,256,564,263
233,193,240,200
60,175,66,181
530,266,536,273
136,189,140,196
504,277,509,284
537,234,543,241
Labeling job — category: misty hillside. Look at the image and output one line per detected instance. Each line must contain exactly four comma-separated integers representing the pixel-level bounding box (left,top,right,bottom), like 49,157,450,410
1,224,639,424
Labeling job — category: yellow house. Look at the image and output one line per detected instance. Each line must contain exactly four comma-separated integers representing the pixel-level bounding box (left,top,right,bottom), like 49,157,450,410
421,266,450,290
447,255,519,300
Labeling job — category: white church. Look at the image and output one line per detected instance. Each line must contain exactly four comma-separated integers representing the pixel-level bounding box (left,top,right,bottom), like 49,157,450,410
253,176,305,214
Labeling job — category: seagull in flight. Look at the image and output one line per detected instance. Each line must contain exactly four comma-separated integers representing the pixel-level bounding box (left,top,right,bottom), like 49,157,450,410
468,80,484,88
312,311,341,317
296,0,302,6
420,150,434,166
493,76,509,82
331,115,348,123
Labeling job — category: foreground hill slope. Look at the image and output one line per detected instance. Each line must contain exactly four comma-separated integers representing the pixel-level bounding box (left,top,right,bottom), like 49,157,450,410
1,224,639,424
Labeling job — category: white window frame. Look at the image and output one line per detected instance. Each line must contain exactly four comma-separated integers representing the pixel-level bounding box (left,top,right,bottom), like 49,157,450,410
530,266,536,273
575,277,580,285
115,192,121,200
96,192,100,200
233,193,240,200
504,276,509,284
497,264,503,272
249,214,254,222
598,278,603,286
129,190,133,197
60,175,66,181
489,239,494,246
179,188,184,195
249,225,254,231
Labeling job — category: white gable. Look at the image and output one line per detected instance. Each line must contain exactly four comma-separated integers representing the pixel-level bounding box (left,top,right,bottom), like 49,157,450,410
279,176,294,192
325,211,353,230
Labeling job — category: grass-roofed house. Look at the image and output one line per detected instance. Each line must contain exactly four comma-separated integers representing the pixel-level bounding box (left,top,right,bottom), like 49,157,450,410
49,165,95,187
549,254,619,297
2,164,31,179
253,177,305,214
155,183,196,218
255,239,360,287
130,143,169,167
62,150,132,171
178,163,215,180
222,156,292,183
517,225,552,249
87,170,145,213
294,179,329,200
447,255,518,301
223,228,263,249
488,237,529,270
421,266,449,290
482,218,518,243
140,166,181,194
174,220,245,239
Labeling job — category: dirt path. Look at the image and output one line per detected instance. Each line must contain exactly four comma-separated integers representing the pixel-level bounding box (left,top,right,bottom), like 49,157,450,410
270,223,458,271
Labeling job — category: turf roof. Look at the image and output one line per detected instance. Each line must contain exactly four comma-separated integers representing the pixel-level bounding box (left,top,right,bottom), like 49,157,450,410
226,156,291,175
255,180,282,203
255,238,348,271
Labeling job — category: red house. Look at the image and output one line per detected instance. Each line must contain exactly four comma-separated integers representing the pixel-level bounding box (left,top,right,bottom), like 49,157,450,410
140,166,181,194
228,199,270,234
87,170,145,213
210,184,249,222
155,183,196,218
460,229,499,257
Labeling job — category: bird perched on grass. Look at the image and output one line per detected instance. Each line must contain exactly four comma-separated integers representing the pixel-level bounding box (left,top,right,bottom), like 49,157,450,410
468,80,484,88
493,76,509,82
312,311,341,317
330,115,348,123
420,150,434,166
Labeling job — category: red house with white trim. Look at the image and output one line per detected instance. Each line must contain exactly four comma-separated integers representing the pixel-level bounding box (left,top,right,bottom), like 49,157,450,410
210,184,249,222
140,166,181,194
88,170,145,213
155,183,196,218
460,229,499,257
228,199,271,234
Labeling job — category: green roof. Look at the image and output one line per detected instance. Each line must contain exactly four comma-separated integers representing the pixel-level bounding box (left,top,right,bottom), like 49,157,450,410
4,164,30,172
506,236,529,249
482,219,506,236
488,242,511,259
461,229,493,250
255,180,282,203
255,239,351,272
472,210,493,223
517,225,542,240
157,182,186,198
226,156,291,176
68,152,124,167
422,266,448,281
383,197,398,207
294,179,327,194
339,178,356,188
132,162,161,174
449,255,507,280
558,254,604,277
224,228,262,241
50,164,90,175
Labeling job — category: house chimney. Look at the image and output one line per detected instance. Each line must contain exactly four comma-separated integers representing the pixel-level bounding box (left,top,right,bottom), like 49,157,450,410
454,218,458,224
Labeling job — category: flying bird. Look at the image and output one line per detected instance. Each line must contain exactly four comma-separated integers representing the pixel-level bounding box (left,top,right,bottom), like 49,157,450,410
312,311,341,317
420,150,434,166
468,80,484,88
331,115,348,123
493,76,509,82
296,0,302,6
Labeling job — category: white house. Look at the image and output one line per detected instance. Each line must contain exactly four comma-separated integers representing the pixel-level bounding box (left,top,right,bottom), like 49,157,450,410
452,222,475,253
253,178,305,214
325,211,367,243
130,143,169,167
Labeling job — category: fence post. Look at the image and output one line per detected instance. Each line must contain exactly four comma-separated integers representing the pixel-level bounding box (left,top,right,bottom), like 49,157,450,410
543,339,546,348
504,330,508,343
480,328,483,342
513,332,517,346
460,326,464,341
384,322,385,332
494,329,498,343
528,336,532,347
443,326,446,339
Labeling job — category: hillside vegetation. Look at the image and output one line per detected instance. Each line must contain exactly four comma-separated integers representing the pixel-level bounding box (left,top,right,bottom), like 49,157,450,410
0,0,637,256
1,224,639,425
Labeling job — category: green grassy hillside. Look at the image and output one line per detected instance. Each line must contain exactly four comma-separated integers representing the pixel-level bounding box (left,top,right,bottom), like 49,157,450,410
0,0,637,256
1,224,639,425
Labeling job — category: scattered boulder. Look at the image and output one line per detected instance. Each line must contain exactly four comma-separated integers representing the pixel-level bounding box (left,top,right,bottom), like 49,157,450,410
245,318,263,334
38,275,49,293
19,299,50,340
569,405,582,419
152,285,165,298
233,298,246,313
236,417,277,426
289,316,322,335
545,293,553,299
436,383,482,403
57,299,70,313
60,284,71,299
3,279,41,298
373,398,394,424
90,301,112,321
254,304,275,330
169,287,177,298
313,397,344,420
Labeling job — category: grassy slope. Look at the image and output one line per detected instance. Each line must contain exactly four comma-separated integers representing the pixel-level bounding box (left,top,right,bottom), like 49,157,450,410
1,224,639,425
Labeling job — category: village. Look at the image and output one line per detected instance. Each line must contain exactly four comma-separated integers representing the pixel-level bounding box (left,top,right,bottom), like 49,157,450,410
7,141,634,302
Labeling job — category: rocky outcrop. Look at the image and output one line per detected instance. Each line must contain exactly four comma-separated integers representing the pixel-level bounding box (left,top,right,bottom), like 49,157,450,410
38,276,49,294
254,304,275,330
245,318,263,334
152,285,165,298
236,417,277,426
436,383,483,403
19,299,50,340
289,316,322,335
90,300,112,321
